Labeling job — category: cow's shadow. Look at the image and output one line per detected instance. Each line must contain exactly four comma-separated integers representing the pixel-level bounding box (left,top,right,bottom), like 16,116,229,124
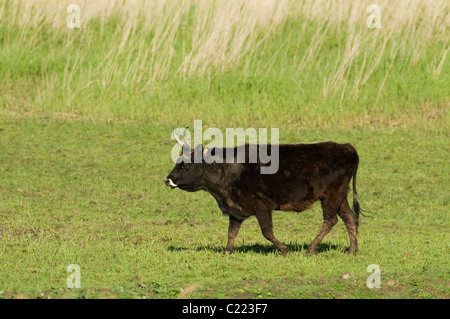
168,242,343,255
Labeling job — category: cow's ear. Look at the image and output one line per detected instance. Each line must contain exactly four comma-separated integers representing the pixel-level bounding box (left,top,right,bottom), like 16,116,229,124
203,147,215,156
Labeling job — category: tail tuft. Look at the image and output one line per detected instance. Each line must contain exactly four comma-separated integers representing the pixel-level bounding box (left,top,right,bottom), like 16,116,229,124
353,197,361,227
352,153,360,228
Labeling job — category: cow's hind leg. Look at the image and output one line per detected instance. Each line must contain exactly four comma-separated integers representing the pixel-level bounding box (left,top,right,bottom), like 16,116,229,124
255,210,289,256
307,198,339,255
337,199,358,254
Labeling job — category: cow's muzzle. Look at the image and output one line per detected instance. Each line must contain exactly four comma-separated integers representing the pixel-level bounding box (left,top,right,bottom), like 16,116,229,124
165,178,177,188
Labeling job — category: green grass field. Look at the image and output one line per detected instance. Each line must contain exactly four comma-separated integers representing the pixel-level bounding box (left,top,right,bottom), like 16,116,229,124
0,0,449,299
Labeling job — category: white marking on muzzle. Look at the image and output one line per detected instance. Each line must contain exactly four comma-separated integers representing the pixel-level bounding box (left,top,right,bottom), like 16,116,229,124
167,179,177,188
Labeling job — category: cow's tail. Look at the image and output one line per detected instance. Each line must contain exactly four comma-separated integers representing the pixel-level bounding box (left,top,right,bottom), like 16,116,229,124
352,155,361,229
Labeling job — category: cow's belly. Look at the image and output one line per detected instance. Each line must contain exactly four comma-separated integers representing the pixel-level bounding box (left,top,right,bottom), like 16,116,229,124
271,178,317,212
277,199,316,212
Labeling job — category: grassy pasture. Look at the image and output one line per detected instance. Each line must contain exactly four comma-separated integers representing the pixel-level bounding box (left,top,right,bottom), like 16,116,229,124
0,0,449,299
0,120,448,299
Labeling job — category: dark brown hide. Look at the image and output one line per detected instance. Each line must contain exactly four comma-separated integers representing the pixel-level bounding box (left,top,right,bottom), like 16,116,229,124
165,142,360,256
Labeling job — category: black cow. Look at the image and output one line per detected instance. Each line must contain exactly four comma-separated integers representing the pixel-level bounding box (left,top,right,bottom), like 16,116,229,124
165,129,361,256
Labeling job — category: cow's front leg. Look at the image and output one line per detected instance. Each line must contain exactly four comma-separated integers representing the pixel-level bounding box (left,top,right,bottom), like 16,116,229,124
255,210,289,256
223,216,242,254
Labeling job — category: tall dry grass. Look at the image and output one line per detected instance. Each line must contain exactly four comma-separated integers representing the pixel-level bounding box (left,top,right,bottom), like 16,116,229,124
3,0,448,80
0,0,448,123
1,0,293,86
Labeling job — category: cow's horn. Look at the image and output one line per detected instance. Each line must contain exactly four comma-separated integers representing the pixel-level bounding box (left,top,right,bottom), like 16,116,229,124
173,126,184,147
182,127,189,147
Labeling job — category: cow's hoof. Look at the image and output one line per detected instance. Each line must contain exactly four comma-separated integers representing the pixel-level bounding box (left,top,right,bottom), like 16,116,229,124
281,249,290,257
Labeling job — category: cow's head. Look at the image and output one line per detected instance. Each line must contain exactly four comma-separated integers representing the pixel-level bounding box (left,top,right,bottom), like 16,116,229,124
165,127,209,192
